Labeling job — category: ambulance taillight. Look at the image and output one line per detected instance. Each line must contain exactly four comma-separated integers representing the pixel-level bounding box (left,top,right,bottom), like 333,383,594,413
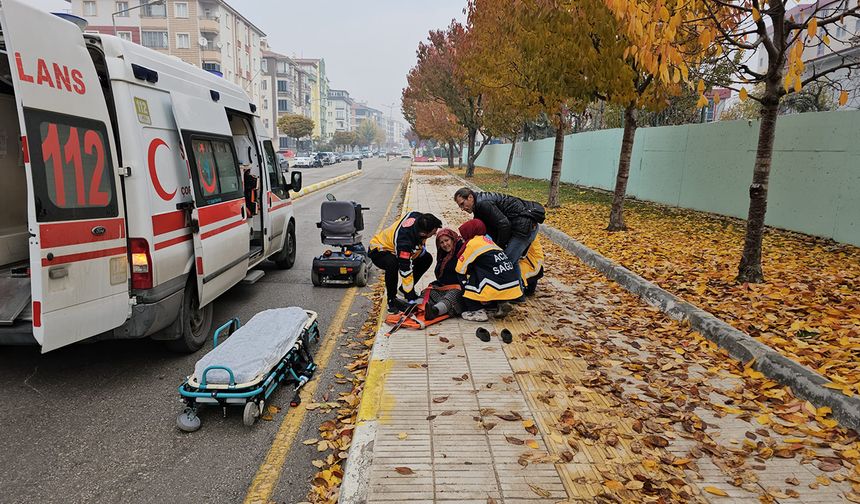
130,238,153,290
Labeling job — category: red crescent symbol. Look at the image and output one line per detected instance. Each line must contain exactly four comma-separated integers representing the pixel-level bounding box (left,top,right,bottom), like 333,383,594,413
148,138,176,201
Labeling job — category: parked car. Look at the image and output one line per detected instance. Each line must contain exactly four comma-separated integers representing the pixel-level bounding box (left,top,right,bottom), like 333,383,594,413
294,152,323,168
400,153,412,159
320,152,336,165
377,152,386,158
277,153,290,171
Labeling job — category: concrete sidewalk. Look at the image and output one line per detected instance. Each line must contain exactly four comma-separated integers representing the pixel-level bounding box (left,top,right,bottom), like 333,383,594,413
340,167,858,504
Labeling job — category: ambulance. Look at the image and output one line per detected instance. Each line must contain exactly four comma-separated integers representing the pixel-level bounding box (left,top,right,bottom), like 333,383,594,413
0,1,302,353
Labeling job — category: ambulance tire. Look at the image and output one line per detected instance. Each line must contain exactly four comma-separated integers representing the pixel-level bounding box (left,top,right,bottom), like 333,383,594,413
274,222,296,270
166,282,213,353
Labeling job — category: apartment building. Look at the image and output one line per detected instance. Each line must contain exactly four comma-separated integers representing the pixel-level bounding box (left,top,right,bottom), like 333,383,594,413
327,89,355,135
261,47,312,151
751,0,860,109
72,0,265,108
295,59,330,140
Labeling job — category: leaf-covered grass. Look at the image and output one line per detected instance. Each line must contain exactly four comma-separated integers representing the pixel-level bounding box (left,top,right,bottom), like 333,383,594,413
447,166,860,393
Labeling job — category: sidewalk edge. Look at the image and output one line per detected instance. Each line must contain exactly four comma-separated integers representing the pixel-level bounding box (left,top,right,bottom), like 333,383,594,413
339,166,412,504
444,166,860,432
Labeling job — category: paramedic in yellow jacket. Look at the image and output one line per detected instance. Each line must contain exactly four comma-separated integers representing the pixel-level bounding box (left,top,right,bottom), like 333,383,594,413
369,211,442,313
519,238,545,296
455,219,522,321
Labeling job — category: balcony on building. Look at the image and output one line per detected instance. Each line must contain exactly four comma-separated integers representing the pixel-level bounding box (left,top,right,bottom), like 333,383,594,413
200,35,222,62
199,14,220,33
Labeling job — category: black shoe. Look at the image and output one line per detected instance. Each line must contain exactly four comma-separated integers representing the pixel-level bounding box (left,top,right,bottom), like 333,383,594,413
500,329,513,344
388,298,408,314
510,295,527,304
476,327,491,342
425,303,439,320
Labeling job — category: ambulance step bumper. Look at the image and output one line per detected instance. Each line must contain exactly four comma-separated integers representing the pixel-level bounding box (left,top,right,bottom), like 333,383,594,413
241,270,265,285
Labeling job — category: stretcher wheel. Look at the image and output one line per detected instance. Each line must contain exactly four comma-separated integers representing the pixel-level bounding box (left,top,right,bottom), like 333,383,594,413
243,402,259,427
311,270,322,287
354,262,368,287
177,408,201,433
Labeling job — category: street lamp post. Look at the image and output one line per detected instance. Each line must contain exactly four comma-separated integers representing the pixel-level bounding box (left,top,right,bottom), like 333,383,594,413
112,0,165,36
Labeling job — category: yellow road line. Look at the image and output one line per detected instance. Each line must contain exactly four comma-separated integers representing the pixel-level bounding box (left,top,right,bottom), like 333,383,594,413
243,168,406,504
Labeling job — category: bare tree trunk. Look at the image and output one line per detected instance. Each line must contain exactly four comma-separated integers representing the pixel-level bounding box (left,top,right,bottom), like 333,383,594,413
465,128,477,177
447,140,455,167
458,139,463,169
547,118,565,208
607,105,638,231
737,94,780,283
503,136,517,188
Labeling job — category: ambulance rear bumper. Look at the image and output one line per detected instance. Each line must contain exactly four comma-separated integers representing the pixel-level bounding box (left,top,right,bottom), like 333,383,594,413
113,285,184,340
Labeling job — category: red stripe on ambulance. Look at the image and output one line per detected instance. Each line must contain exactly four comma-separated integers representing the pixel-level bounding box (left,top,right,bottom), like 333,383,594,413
152,210,187,236
41,246,127,266
198,198,244,227
201,219,246,240
40,218,125,248
154,233,192,251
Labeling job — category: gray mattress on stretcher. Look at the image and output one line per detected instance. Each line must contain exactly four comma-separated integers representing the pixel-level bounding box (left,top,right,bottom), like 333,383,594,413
193,307,309,385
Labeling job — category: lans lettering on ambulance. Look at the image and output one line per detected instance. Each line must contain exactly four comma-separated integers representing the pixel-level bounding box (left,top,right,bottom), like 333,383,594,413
0,1,302,353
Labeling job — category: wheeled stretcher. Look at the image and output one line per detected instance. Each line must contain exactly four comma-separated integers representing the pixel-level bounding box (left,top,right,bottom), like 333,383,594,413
176,307,319,432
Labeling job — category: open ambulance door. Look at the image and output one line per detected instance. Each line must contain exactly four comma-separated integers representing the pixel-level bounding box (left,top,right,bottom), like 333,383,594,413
1,0,129,352
170,93,249,307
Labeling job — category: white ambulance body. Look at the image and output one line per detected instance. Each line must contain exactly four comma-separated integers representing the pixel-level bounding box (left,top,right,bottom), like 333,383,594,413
0,1,301,353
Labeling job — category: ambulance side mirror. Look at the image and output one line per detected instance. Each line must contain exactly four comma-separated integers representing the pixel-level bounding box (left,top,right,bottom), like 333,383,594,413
289,171,302,192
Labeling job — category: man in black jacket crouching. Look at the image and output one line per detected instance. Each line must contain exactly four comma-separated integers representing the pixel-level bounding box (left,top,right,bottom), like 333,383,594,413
454,187,545,299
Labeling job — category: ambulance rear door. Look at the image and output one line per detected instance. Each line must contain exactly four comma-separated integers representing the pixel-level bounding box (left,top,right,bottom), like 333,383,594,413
0,0,130,352
170,93,249,306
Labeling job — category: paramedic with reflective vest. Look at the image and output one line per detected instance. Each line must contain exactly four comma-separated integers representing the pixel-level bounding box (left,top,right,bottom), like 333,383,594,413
369,211,443,314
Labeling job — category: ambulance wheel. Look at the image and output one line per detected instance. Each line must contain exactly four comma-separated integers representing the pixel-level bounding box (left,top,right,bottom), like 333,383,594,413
274,222,296,270
311,269,322,287
354,262,368,287
177,408,201,433
167,283,213,353
243,402,259,427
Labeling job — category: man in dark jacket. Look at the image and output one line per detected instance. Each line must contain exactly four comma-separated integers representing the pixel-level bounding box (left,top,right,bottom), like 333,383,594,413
454,187,544,297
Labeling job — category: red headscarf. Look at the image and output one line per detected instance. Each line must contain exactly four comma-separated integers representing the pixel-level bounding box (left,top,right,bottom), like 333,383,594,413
458,219,487,243
435,228,461,274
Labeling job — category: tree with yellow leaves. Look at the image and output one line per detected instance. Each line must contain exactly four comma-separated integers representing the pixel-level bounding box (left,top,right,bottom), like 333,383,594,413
463,0,631,207
403,97,466,168
606,0,859,282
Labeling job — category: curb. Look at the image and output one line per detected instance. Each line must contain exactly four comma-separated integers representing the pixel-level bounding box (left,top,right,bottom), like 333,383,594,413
290,169,362,200
441,167,860,432
339,168,412,504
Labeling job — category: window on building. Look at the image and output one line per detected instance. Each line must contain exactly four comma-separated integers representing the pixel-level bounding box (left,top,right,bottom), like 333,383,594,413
174,2,188,18
263,119,269,129
279,137,290,150
261,80,267,90
115,1,128,16
117,31,132,41
202,62,221,73
82,1,96,16
278,99,289,112
261,59,268,72
141,2,166,17
277,80,288,93
142,31,169,49
176,33,190,49
263,98,268,109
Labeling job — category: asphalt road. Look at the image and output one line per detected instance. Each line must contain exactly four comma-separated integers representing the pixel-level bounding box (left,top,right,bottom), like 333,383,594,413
298,159,365,186
0,158,408,504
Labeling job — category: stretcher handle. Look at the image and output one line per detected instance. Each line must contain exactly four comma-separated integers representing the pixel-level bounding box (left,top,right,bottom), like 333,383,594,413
213,317,241,348
200,365,236,388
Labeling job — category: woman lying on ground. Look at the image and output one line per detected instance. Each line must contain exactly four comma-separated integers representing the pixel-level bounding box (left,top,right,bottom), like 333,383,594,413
423,228,466,321
455,219,523,322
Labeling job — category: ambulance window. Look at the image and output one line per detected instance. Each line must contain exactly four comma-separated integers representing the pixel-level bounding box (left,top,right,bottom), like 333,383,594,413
189,136,241,205
263,140,288,199
24,109,118,222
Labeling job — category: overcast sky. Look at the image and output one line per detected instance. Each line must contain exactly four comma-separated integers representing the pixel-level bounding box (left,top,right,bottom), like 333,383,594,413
29,0,467,123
